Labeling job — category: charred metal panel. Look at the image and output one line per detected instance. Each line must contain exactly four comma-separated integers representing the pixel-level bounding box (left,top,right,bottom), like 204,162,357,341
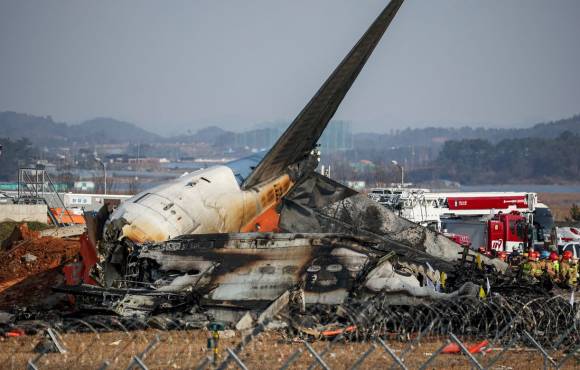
129,233,380,306
64,233,490,319
279,175,507,272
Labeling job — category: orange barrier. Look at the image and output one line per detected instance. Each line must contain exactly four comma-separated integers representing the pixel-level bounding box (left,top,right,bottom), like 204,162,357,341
49,208,86,224
442,339,490,354
5,329,24,337
321,325,357,337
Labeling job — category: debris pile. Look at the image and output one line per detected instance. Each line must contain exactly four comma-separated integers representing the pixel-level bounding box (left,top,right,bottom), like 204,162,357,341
0,224,79,309
292,295,579,347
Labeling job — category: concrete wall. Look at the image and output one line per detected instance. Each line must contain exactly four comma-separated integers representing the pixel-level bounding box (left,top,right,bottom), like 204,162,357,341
0,204,47,223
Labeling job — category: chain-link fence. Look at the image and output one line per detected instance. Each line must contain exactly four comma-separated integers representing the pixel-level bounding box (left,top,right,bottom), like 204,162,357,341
2,294,578,370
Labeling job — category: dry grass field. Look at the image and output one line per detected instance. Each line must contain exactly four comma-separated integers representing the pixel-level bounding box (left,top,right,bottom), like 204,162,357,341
539,192,580,222
0,329,577,370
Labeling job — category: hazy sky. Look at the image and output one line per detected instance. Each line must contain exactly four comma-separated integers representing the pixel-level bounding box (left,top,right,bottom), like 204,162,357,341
1,0,579,135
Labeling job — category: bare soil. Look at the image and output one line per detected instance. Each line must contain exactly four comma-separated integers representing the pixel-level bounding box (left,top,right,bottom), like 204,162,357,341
0,231,79,309
0,236,79,283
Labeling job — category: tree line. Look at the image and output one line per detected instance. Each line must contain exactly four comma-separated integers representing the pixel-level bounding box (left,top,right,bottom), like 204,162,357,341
433,132,580,184
0,138,36,181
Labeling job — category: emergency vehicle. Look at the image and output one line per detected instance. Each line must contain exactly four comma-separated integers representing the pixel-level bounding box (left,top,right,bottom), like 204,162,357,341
368,187,553,253
552,227,580,247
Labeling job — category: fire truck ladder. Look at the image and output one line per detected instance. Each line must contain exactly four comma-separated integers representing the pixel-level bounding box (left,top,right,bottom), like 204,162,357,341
17,167,72,227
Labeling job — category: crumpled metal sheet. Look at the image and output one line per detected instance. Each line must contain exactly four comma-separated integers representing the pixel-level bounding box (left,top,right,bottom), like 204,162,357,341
279,174,507,272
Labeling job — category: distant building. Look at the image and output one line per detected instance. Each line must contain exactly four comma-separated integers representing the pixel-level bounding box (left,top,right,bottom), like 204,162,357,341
74,181,95,191
345,180,366,191
230,120,353,152
105,154,130,163
319,120,353,151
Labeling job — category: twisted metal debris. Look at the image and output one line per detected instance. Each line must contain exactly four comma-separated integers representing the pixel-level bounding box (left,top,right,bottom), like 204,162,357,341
289,295,579,348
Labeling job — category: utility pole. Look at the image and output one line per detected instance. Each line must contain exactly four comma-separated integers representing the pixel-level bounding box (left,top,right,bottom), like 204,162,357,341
391,160,404,187
94,156,108,195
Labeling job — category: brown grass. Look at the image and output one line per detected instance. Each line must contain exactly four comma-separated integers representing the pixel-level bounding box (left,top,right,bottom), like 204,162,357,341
539,193,580,222
0,330,577,369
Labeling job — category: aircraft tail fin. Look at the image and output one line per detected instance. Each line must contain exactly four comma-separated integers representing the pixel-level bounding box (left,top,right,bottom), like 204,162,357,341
242,0,404,189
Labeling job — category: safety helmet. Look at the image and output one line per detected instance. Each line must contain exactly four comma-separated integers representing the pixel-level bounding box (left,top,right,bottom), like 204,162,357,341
497,251,507,261
529,251,540,261
562,250,573,260
549,252,558,261
540,251,550,260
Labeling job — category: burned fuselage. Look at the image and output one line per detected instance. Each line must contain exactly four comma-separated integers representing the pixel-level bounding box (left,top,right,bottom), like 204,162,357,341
82,232,476,320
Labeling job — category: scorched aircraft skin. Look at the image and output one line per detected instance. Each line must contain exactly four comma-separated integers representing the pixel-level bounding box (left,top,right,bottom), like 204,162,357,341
93,0,506,316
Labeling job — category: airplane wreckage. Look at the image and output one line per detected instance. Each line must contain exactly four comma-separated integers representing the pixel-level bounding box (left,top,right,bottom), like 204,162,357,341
58,0,535,328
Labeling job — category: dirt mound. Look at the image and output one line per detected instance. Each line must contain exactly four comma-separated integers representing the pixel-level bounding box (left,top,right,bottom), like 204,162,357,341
0,226,80,309
0,222,51,246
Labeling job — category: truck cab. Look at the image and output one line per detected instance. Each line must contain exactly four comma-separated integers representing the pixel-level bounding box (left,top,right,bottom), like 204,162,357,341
488,212,528,253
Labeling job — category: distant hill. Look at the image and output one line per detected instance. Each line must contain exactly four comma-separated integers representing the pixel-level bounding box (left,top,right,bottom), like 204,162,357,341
0,112,160,145
171,126,230,144
1,110,578,149
521,115,580,139
68,117,160,144
353,114,580,149
0,112,68,144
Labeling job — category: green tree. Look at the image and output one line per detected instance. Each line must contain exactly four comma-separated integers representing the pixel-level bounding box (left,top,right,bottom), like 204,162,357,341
570,204,580,222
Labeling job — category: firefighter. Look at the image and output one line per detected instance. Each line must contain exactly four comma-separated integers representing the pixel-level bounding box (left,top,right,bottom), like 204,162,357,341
522,251,530,263
521,251,542,279
539,250,550,270
571,257,579,288
508,250,520,267
545,251,560,282
560,251,578,288
497,251,508,262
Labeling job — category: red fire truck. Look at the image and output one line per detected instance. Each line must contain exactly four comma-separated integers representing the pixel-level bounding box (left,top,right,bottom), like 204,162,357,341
369,188,553,253
487,211,529,253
